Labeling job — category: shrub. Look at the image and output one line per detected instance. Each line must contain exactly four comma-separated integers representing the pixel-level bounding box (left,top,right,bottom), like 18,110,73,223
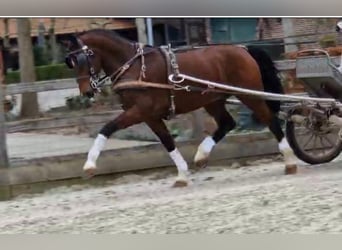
5,63,75,84
65,95,92,110
319,34,337,48
33,46,49,66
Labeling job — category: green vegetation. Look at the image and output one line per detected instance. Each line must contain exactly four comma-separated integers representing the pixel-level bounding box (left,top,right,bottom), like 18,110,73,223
319,34,337,48
5,63,75,84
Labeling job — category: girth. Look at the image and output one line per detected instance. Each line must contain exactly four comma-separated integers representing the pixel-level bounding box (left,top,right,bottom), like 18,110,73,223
158,45,179,120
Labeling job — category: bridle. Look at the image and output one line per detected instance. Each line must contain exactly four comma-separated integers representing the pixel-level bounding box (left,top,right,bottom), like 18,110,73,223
65,38,105,92
65,37,153,93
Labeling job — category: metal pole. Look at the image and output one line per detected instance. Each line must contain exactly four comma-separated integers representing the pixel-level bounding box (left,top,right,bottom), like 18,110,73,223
146,18,154,46
135,18,148,44
164,23,170,45
0,48,9,168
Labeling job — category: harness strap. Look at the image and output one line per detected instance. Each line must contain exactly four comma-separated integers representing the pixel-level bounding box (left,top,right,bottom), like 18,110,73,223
113,80,175,91
112,43,156,84
137,43,146,80
159,45,180,120
112,79,238,96
111,45,146,84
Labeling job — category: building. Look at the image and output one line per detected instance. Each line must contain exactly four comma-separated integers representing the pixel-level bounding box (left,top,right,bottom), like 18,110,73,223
0,18,136,43
2,18,340,71
0,18,137,71
149,18,208,47
208,18,341,59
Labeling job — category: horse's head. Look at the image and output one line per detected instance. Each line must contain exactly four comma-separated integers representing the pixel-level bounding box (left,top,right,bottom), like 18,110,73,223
62,35,103,98
336,19,342,33
62,29,148,98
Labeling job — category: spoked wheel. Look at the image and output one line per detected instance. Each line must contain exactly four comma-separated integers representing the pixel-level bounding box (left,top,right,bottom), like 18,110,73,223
285,107,342,165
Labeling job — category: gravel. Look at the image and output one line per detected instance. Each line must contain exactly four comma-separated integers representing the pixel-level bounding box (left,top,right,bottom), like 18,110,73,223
1,158,342,234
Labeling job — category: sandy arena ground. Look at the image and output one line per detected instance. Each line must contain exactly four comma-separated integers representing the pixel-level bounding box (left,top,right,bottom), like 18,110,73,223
1,157,342,234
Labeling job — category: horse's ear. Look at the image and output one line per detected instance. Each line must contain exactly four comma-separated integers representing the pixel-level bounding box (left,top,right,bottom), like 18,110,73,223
60,39,73,50
60,35,80,50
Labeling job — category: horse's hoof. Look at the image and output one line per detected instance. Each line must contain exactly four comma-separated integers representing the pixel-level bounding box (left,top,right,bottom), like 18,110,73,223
194,158,209,169
172,171,190,187
194,148,210,169
285,165,297,175
172,180,188,188
83,163,97,179
82,168,96,179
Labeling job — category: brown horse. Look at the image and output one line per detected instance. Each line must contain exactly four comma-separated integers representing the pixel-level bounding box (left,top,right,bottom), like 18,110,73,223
62,29,298,187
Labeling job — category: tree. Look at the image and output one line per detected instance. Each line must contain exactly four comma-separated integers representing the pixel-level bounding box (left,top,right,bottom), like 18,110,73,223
48,18,58,64
3,18,10,48
16,18,39,118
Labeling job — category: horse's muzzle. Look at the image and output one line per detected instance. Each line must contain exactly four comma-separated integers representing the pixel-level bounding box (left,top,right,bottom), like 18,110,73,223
84,91,95,99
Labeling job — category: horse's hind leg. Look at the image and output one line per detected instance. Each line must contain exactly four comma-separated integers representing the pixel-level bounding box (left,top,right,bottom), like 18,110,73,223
238,97,298,174
194,100,236,168
145,118,190,187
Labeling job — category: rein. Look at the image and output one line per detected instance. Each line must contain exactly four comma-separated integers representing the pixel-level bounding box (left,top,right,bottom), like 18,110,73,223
102,43,156,88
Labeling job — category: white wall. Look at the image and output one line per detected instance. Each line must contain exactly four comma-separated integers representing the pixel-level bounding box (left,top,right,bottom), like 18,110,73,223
10,88,80,116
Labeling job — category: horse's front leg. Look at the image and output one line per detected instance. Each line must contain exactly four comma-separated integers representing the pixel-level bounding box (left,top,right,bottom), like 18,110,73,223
145,119,190,187
83,106,143,177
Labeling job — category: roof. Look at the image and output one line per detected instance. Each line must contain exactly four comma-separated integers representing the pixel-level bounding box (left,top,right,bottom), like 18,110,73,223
0,18,136,39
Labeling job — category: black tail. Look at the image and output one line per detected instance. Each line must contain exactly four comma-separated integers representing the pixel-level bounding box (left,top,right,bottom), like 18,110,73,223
247,46,284,114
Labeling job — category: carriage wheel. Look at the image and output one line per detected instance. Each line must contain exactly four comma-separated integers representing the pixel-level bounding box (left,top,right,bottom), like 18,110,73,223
285,108,342,165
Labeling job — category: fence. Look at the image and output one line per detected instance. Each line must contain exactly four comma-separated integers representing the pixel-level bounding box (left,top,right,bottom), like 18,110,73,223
0,56,341,170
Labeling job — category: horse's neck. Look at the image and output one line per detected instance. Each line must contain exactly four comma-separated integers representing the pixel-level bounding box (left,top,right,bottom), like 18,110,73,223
96,37,135,74
107,38,134,62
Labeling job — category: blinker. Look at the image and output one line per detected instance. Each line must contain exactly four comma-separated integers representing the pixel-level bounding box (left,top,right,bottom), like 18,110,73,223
65,53,88,69
65,55,75,69
76,53,88,67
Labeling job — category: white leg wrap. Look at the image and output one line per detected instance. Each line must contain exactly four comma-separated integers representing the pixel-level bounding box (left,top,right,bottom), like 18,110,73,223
83,134,108,171
169,148,189,183
194,136,216,162
169,148,189,173
278,137,297,166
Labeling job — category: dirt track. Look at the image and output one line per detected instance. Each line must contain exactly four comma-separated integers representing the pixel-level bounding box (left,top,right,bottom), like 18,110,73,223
1,157,342,234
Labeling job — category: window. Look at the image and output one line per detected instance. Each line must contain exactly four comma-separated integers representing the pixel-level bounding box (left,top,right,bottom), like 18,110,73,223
210,18,258,44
